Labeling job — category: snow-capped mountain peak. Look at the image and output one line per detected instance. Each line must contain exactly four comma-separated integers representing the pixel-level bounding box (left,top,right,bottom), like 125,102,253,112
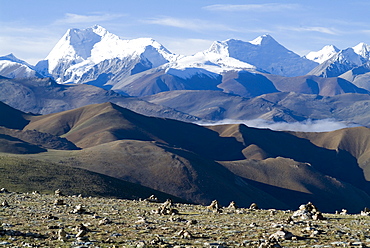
305,45,340,64
203,35,317,77
40,25,178,84
353,42,370,60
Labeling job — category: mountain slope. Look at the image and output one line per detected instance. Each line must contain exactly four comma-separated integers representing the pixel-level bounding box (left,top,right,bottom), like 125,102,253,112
0,155,182,201
23,102,245,161
0,76,198,122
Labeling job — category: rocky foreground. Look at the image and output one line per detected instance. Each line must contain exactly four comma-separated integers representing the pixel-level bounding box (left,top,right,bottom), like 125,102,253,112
1,190,370,247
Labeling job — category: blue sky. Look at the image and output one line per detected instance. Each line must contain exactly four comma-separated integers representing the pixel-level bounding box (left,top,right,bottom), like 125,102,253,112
1,0,370,65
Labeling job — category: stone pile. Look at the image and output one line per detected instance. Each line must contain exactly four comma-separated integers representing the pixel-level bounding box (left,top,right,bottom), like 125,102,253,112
292,202,325,220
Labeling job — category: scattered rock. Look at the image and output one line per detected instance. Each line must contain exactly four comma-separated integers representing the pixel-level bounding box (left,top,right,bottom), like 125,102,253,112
269,227,295,241
1,200,9,207
177,229,193,239
145,195,159,203
75,223,89,240
71,204,87,214
98,217,112,226
53,199,64,205
58,228,67,241
258,238,282,248
0,188,9,193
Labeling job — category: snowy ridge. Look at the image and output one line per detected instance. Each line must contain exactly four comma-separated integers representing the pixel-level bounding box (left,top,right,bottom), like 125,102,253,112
162,45,258,79
203,35,318,77
0,54,41,78
305,45,340,64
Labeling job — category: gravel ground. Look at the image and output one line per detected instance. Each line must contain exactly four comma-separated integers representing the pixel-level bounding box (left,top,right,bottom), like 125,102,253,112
1,191,370,247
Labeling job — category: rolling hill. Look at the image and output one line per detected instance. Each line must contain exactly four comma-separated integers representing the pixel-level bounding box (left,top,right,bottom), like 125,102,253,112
0,101,369,211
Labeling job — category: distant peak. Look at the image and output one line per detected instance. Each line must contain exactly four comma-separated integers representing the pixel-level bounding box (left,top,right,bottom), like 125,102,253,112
0,53,31,66
249,34,276,45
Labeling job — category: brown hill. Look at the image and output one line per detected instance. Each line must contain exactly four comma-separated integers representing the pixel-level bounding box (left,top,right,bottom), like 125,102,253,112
23,139,287,209
24,102,245,161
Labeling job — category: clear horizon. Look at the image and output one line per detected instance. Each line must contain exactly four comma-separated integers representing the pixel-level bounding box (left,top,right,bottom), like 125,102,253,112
1,0,370,65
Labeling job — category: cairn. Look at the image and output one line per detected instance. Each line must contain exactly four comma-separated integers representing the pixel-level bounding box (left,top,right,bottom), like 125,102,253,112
207,200,221,213
153,199,179,215
249,202,259,210
361,207,370,216
54,189,63,196
227,201,238,210
340,209,348,215
292,202,325,220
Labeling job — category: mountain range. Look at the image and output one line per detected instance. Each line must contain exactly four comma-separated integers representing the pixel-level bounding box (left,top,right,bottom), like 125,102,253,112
3,25,370,211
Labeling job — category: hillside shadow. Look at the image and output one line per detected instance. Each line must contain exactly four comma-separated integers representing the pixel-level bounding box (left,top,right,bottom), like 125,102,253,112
242,177,370,213
238,125,370,192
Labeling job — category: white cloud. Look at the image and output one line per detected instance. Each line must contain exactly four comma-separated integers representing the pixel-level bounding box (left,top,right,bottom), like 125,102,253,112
204,3,299,12
144,17,237,32
281,26,339,35
198,119,360,133
54,13,125,25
